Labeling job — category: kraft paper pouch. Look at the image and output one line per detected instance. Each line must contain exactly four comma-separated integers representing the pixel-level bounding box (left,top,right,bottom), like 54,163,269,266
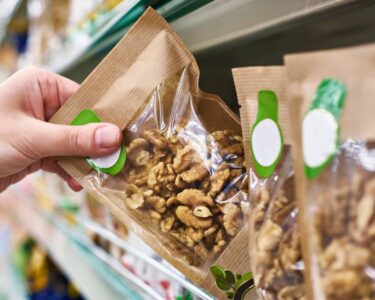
50,8,254,299
233,66,305,300
286,43,375,300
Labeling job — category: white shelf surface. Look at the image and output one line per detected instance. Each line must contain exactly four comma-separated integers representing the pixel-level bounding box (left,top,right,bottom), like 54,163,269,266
172,0,354,52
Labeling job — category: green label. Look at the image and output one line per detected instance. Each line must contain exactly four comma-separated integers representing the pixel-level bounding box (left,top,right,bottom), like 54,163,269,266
302,79,347,180
71,109,126,175
250,90,284,177
210,265,254,299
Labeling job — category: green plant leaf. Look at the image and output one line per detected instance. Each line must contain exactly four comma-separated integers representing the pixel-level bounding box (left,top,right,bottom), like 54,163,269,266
210,265,226,281
216,278,231,291
224,270,236,285
234,272,253,289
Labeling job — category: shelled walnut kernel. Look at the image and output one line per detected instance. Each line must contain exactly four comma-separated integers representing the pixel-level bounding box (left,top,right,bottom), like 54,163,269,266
124,129,246,265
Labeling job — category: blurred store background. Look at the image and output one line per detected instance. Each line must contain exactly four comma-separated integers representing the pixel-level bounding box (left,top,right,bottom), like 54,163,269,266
0,0,374,299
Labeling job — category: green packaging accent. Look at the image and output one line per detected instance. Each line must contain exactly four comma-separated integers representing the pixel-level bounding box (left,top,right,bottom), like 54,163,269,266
70,109,126,175
250,90,284,178
303,79,347,180
210,265,254,299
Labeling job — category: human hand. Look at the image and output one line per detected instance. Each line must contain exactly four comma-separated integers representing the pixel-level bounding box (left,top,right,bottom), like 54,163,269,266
0,67,122,192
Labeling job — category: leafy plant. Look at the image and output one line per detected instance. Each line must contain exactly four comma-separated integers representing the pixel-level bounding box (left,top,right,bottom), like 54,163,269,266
210,265,254,299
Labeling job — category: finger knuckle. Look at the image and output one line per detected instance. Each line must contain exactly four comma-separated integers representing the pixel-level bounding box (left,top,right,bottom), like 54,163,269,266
68,128,82,152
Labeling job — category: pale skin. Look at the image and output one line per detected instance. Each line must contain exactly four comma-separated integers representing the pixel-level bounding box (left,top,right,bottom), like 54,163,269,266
0,67,122,192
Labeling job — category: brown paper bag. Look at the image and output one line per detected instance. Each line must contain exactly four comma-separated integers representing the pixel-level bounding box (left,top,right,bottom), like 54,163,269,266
50,8,254,299
286,43,375,300
233,66,305,300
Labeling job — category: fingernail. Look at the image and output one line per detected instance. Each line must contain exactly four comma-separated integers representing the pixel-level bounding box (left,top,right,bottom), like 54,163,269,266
95,125,120,148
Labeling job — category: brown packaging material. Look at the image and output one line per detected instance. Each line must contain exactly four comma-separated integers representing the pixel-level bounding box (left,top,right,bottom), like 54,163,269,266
286,43,375,300
233,66,305,300
50,8,253,299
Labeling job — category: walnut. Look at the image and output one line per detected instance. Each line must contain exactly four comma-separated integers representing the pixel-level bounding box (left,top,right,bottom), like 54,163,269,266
128,167,148,186
175,174,187,189
194,242,209,259
153,147,168,158
173,145,197,173
193,206,212,218
170,228,187,244
258,220,283,252
141,129,168,149
209,168,231,197
180,163,209,183
175,206,212,229
278,285,305,300
124,184,144,209
204,225,218,237
165,164,176,182
209,130,244,156
279,228,301,271
176,189,214,207
149,209,162,224
145,196,166,214
166,196,177,207
213,229,226,253
200,177,211,193
168,135,185,155
186,227,204,242
127,138,150,166
160,213,175,232
256,249,272,267
320,239,370,271
148,162,165,190
122,127,246,266
356,193,374,232
135,150,150,166
323,270,365,299
222,203,242,236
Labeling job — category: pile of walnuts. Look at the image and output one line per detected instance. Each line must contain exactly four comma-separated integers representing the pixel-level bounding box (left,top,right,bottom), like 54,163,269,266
313,168,375,300
123,128,247,265
251,159,305,300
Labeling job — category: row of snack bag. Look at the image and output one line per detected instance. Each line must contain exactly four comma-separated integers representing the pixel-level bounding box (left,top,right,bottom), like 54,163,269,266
234,44,375,299
49,7,375,300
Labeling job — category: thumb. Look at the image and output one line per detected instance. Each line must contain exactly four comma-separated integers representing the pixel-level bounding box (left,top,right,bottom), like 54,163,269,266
32,121,122,158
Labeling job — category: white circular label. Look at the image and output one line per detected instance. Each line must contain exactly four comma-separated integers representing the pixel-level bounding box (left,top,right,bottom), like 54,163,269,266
90,147,121,169
302,109,337,168
251,119,282,167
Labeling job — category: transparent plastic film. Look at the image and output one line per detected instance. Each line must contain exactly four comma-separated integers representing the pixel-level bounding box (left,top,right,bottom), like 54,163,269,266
284,42,375,300
301,140,375,300
233,66,305,300
84,66,248,272
249,146,304,300
50,9,251,295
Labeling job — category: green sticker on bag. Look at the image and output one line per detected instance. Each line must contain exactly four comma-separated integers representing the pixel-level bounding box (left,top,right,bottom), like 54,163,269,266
71,109,126,175
250,90,284,178
302,79,347,180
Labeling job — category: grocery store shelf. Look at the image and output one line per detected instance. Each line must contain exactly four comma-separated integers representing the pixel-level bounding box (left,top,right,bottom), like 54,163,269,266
172,0,354,52
81,217,217,300
47,0,140,74
3,196,150,300
52,0,212,75
55,0,355,76
1,183,221,300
